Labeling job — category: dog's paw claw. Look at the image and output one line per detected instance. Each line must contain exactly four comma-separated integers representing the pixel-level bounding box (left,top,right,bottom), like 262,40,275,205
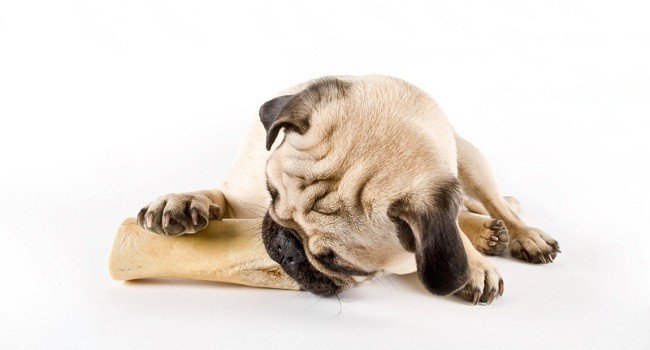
144,211,154,228
162,211,171,228
190,207,199,225
472,290,481,305
485,289,496,305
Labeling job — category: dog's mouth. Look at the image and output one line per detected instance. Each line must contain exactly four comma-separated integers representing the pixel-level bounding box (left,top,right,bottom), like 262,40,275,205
261,212,344,296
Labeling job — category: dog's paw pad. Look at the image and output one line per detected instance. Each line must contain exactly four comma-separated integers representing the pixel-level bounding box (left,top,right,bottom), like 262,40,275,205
476,219,509,256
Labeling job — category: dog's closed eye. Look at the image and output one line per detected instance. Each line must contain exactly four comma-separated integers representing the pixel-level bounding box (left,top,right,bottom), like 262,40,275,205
315,250,374,276
311,192,340,215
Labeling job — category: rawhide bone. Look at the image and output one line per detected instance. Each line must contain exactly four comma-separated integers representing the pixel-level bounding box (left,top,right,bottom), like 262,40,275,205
109,218,300,291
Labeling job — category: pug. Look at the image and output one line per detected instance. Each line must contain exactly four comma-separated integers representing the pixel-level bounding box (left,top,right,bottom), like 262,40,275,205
137,75,560,305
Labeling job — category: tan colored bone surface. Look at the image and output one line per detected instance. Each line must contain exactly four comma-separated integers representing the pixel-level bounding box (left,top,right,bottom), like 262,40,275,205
109,218,300,291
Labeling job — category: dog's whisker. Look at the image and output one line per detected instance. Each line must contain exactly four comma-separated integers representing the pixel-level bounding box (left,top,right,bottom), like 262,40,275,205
301,291,314,305
304,295,322,311
372,275,387,289
335,293,343,316
286,290,306,302
339,295,362,303
381,270,399,293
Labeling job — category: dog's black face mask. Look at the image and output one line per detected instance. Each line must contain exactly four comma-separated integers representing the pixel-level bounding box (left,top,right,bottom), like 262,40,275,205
261,212,342,296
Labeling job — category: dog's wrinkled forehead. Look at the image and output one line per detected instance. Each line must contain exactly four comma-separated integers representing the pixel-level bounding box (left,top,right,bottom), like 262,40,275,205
259,77,351,151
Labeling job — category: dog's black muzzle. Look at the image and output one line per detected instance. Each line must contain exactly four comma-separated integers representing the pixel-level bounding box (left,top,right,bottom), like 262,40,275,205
261,212,341,296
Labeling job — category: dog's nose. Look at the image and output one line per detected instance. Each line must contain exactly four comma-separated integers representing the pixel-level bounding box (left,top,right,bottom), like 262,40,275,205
274,228,306,268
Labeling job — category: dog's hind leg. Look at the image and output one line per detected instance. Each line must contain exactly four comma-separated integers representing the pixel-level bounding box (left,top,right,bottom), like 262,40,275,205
455,135,560,263
463,195,520,216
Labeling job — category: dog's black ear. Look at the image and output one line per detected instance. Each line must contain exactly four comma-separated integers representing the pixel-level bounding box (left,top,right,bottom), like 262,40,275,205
259,78,350,150
389,180,469,295
259,94,310,151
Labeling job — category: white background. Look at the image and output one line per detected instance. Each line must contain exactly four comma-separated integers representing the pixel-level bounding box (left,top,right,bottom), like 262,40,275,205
1,0,649,349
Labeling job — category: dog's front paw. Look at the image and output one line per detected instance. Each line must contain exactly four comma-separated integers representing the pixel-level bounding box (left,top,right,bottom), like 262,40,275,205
455,256,504,305
509,227,560,264
137,193,222,236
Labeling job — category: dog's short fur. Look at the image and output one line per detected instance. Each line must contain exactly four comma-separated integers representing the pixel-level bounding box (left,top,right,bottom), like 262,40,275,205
137,75,560,304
